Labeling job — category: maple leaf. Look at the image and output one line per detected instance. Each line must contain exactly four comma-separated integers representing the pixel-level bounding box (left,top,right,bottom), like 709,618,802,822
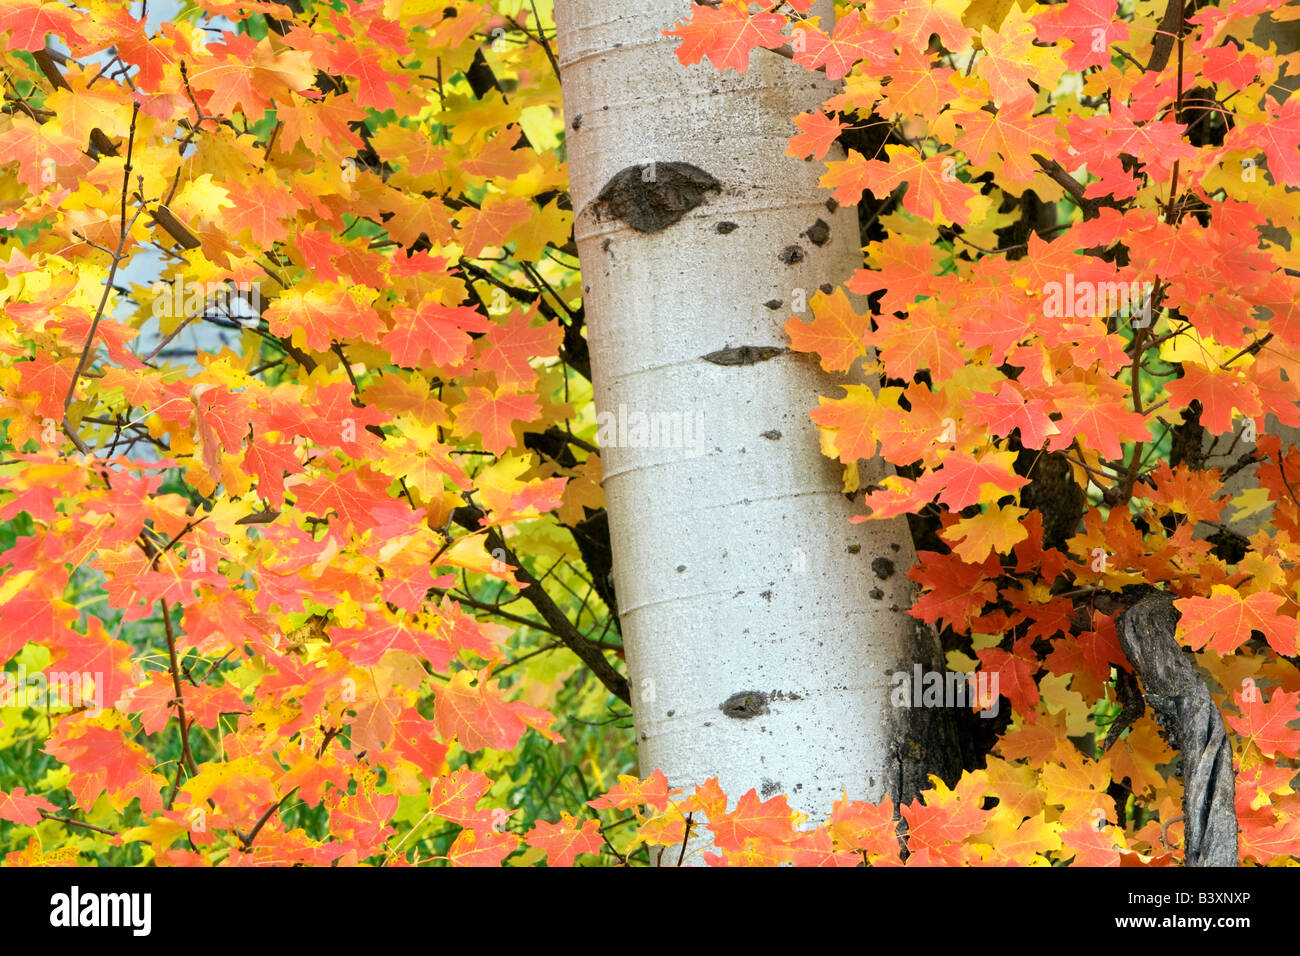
810,384,906,464
942,504,1029,562
1033,0,1128,71
987,812,1065,865
433,668,560,752
707,789,804,852
792,12,893,80
221,178,296,247
589,770,679,814
848,234,945,314
291,465,397,530
1047,378,1151,461
1227,688,1300,760
0,787,57,825
967,379,1059,447
327,777,398,853
909,550,1000,631
451,386,542,456
4,837,78,867
428,767,495,829
1164,363,1260,436
931,450,1028,510
900,773,992,865
821,145,979,224
975,6,1061,106
0,0,88,51
1238,807,1300,865
1225,94,1300,188
265,283,385,352
634,806,689,849
868,300,965,381
457,196,532,257
193,33,315,117
314,36,408,111
663,2,788,74
826,794,901,862
446,826,519,866
868,0,972,52
1175,586,1300,657
786,111,847,162
975,637,1040,716
381,297,490,368
954,95,1061,186
44,722,164,813
679,777,729,821
784,288,871,372
48,616,140,712
476,307,562,387
527,813,603,867
783,827,864,866
0,116,85,192
1059,820,1124,866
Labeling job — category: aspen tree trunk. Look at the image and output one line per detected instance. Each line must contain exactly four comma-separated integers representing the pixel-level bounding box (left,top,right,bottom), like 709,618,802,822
555,0,960,854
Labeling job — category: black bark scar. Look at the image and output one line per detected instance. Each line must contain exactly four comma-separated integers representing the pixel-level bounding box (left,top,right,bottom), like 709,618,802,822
593,162,721,233
720,691,770,719
702,345,787,366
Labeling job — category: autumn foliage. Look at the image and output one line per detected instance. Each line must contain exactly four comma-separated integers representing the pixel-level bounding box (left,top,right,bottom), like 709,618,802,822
0,0,1297,866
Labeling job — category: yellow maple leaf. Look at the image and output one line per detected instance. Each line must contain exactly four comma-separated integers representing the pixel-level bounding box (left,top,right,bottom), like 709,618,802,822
942,504,1029,561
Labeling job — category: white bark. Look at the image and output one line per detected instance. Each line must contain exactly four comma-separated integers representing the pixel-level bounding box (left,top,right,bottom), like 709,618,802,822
556,0,957,850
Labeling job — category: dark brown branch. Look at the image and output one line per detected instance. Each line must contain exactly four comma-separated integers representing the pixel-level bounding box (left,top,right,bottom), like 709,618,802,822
1116,591,1237,866
1146,0,1185,74
38,811,120,837
453,504,630,704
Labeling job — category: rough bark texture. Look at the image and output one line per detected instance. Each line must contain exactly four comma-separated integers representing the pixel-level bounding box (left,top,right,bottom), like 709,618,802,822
555,0,960,855
1116,591,1238,867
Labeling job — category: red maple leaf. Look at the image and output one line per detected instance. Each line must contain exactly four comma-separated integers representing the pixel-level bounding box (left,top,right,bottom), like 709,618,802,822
792,12,893,80
44,723,163,813
428,767,496,829
931,451,1029,510
1033,0,1129,71
708,789,801,852
433,668,559,752
452,386,541,455
0,1,88,51
976,637,1040,716
822,145,978,224
0,787,57,825
476,307,562,386
589,769,679,813
786,111,846,161
1227,688,1300,759
1225,94,1300,187
1047,378,1151,461
1164,364,1261,436
1175,588,1300,656
784,288,871,372
663,2,787,74
527,814,603,867
382,297,490,368
446,826,518,866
